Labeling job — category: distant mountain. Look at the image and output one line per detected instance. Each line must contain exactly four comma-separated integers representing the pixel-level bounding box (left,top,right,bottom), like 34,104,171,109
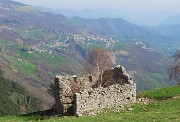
152,15,180,42
155,25,180,40
48,9,173,27
72,17,143,36
160,15,180,25
71,17,172,43
50,9,129,19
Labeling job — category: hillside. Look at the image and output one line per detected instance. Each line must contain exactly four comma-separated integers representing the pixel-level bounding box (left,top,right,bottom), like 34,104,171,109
0,0,176,112
0,0,80,34
0,69,39,115
0,86,179,121
71,17,172,43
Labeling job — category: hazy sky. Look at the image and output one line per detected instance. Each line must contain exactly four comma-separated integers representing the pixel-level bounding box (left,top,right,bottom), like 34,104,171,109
14,0,180,12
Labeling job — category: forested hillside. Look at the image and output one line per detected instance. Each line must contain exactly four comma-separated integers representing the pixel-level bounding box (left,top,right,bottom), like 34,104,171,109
0,69,40,115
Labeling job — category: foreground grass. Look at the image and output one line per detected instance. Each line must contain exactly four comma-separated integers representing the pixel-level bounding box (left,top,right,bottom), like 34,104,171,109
0,86,180,122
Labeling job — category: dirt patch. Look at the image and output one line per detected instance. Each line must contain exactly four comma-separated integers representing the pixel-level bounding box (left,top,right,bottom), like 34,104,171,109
0,28,22,42
115,50,129,56
173,96,180,99
137,97,156,104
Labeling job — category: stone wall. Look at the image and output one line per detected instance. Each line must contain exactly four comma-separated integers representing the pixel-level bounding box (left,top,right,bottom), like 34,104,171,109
54,75,99,114
54,65,136,116
75,83,136,116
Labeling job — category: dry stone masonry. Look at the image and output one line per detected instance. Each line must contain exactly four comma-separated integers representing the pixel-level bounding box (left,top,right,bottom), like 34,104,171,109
75,84,136,116
54,65,136,116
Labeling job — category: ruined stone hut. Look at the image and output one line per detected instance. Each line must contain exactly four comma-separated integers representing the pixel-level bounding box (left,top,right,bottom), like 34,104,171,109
53,65,136,116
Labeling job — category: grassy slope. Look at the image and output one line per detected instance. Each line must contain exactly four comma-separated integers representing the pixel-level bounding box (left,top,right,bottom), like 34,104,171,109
1,39,64,75
0,86,179,122
3,54,37,77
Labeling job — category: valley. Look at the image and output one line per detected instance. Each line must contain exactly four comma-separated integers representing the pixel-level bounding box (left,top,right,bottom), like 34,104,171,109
0,0,179,114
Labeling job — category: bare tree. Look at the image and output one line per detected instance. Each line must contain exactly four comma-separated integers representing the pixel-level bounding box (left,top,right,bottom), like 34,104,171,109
84,47,112,87
169,51,180,85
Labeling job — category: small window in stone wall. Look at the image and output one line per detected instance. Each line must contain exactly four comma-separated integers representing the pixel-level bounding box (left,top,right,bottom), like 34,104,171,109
89,76,92,82
74,77,77,83
70,80,79,93
72,75,78,83
127,97,130,100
